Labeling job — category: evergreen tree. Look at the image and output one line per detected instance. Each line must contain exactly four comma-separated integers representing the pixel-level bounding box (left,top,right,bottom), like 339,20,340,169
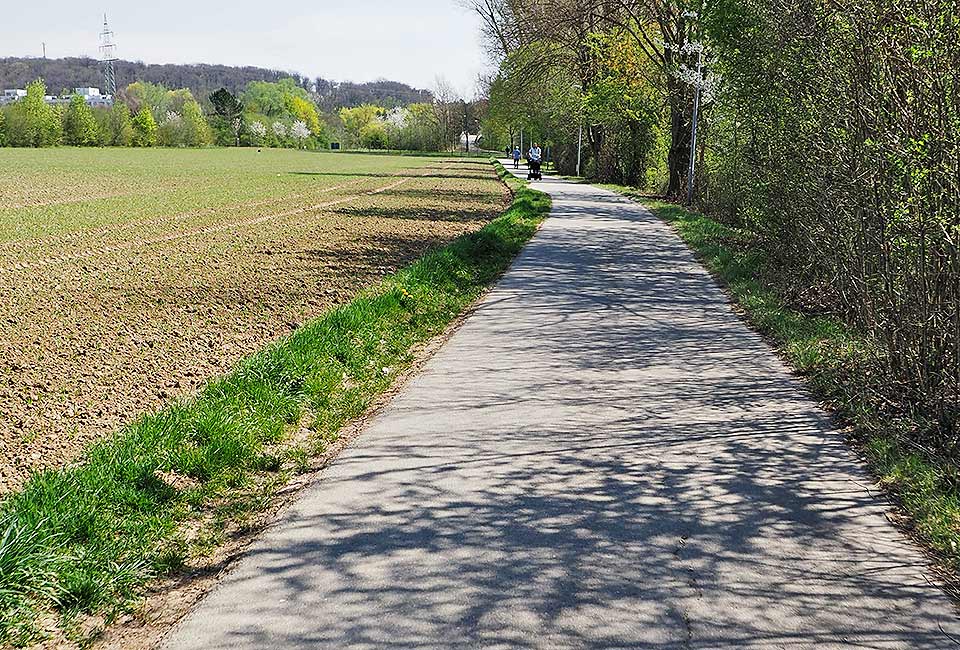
131,107,157,146
210,88,244,146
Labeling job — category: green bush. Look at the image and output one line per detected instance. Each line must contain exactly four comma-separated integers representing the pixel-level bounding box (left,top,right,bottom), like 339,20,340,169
62,95,102,146
1,105,32,147
130,107,157,147
359,120,389,149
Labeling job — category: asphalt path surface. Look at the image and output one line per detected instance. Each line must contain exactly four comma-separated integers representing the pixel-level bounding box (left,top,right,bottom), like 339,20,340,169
163,163,960,649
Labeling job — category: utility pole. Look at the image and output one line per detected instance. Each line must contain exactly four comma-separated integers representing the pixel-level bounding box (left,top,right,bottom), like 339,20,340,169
686,49,703,206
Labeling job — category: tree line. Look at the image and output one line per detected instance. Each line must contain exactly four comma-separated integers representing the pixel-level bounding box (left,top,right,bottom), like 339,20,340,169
0,78,320,149
0,57,433,111
473,0,960,455
0,76,475,152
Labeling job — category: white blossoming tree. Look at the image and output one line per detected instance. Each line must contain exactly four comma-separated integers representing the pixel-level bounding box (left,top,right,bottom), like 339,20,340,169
272,121,287,145
385,107,408,130
290,120,310,148
248,120,267,145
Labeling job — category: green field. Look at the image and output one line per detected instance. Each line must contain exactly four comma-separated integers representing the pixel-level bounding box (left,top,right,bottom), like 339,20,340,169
0,148,446,240
0,148,510,493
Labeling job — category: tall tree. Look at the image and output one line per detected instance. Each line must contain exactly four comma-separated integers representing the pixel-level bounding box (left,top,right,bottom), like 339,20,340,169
62,95,101,146
468,0,703,194
210,87,244,146
123,81,171,117
181,100,211,146
284,94,322,136
22,79,62,146
432,76,463,151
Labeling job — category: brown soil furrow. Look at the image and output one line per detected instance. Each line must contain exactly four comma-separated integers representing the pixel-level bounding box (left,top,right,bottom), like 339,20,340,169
0,178,412,274
0,157,504,496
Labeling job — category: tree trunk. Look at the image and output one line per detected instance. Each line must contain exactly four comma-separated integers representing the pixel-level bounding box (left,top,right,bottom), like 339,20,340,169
667,94,691,198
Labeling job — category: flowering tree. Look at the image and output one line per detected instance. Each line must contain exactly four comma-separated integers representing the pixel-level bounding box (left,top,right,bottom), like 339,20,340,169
272,121,287,141
385,107,408,129
248,120,267,144
290,120,310,148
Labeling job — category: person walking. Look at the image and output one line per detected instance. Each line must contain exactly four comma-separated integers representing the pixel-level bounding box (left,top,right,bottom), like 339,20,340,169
512,146,522,169
528,143,542,164
527,143,543,179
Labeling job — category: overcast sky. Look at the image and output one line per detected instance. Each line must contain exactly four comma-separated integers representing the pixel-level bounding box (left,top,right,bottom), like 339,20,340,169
4,1,489,96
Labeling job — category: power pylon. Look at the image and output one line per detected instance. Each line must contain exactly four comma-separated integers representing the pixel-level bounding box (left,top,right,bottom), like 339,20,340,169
99,14,118,96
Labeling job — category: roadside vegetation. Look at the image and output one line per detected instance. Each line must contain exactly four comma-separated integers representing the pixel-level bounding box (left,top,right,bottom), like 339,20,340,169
609,189,960,577
0,161,549,647
476,0,960,572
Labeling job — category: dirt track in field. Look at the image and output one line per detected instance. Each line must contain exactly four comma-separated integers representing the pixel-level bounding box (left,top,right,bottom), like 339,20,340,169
0,158,510,493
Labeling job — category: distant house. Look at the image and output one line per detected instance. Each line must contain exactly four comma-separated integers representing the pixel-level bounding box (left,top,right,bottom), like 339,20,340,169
0,89,26,106
0,87,113,108
73,87,114,108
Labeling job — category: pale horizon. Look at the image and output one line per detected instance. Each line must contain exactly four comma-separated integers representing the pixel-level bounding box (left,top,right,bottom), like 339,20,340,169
4,1,489,97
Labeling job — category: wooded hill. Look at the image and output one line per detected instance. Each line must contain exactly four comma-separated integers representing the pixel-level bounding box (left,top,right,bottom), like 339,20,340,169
0,57,432,109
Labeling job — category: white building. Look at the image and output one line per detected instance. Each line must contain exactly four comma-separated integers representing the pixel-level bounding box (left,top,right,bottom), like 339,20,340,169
74,87,113,108
0,87,113,108
0,89,26,106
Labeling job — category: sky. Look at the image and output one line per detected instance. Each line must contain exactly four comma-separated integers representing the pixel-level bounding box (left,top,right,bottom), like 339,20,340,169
4,1,490,97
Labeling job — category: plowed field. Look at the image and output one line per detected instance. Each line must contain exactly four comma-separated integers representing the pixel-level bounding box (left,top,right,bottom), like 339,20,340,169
0,148,509,493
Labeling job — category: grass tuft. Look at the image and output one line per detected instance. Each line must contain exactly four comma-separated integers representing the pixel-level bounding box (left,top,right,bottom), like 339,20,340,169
0,161,550,646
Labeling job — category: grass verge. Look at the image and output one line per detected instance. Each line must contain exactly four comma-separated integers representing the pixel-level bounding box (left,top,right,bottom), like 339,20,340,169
607,189,960,582
0,161,550,647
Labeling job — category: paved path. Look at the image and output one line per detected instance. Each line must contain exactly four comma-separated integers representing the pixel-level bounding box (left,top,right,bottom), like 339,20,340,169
164,165,959,649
